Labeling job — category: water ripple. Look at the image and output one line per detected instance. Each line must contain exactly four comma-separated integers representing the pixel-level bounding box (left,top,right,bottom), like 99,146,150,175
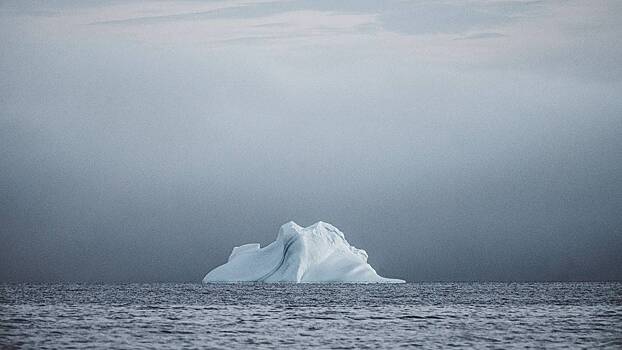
1,282,621,349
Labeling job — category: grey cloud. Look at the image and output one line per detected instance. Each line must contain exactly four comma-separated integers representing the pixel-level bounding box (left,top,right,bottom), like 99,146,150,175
1,0,621,282
454,32,508,40
87,0,542,36
0,0,133,15
378,1,542,35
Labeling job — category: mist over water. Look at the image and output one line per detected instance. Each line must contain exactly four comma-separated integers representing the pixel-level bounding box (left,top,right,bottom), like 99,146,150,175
1,1,622,283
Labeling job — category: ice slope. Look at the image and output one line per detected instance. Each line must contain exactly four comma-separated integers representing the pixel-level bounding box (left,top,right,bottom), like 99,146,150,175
203,221,405,283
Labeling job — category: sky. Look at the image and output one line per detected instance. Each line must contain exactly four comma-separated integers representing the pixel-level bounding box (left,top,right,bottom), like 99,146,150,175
1,0,621,282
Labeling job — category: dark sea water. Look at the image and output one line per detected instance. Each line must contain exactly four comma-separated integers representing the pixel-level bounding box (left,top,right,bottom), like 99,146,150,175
1,282,621,349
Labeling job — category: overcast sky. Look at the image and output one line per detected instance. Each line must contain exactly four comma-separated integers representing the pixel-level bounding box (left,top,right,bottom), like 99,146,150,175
1,0,621,282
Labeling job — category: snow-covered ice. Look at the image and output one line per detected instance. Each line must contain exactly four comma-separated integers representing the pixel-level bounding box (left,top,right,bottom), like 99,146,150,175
203,221,405,283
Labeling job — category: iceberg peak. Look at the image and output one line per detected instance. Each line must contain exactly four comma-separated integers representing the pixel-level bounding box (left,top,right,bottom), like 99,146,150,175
203,221,404,283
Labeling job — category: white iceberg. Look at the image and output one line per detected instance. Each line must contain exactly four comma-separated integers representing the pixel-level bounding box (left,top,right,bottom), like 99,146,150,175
203,221,405,283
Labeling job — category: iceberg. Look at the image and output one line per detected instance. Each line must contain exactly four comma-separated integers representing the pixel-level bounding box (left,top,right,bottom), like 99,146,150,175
203,221,405,283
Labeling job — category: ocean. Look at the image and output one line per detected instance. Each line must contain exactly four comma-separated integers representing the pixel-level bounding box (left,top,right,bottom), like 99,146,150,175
1,282,621,348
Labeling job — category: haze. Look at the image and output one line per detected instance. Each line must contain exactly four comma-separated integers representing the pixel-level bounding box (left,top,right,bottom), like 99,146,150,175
1,0,621,282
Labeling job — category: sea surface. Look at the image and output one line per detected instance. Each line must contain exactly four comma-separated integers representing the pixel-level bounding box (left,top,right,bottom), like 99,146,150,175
1,282,621,349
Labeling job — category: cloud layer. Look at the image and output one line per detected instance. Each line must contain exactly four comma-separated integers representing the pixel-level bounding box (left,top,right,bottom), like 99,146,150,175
1,0,621,282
